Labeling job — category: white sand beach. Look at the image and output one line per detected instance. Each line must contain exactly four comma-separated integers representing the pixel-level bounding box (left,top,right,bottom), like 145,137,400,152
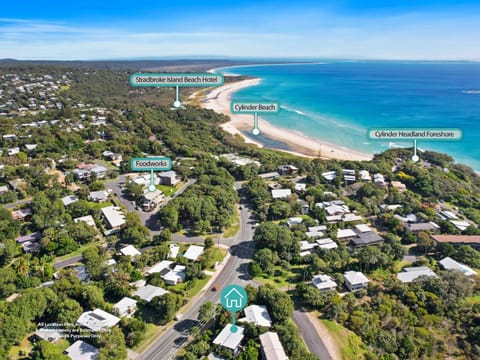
195,77,373,161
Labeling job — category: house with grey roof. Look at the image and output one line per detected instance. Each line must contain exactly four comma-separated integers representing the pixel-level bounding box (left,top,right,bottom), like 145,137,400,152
397,266,438,284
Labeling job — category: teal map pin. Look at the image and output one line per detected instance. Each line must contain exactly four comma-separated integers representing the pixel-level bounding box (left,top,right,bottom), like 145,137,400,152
220,284,248,333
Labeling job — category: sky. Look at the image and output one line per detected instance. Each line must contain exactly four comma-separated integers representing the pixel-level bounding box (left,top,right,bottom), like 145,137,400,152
1,0,480,60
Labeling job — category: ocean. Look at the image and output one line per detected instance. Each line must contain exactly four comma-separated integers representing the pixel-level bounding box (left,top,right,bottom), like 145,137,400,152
215,61,480,171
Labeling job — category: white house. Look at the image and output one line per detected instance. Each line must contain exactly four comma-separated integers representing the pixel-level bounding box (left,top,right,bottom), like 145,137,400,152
240,305,272,327
312,274,337,292
62,195,79,207
184,245,204,261
213,324,245,356
337,229,357,240
344,271,369,291
145,260,173,275
76,309,120,332
88,190,110,202
271,189,292,200
113,297,137,318
259,332,288,360
120,245,141,257
65,340,99,360
74,215,97,228
169,243,180,259
133,284,168,302
397,266,438,284
287,217,303,227
163,265,186,285
101,206,126,230
439,257,477,276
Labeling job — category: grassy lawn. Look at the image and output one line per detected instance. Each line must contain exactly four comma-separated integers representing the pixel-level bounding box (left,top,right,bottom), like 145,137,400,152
254,265,306,288
466,295,480,305
8,337,33,360
321,319,368,360
89,200,114,209
55,243,96,262
186,275,212,297
223,207,240,238
133,323,160,351
156,182,182,197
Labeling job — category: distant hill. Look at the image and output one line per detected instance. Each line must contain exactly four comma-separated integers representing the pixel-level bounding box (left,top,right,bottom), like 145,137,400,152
0,58,275,71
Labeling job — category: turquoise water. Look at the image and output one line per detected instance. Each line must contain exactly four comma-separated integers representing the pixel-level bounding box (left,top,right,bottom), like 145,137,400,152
216,62,480,171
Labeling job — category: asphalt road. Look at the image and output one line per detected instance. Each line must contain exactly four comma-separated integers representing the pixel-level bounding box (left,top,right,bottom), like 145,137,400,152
137,184,256,360
293,310,332,360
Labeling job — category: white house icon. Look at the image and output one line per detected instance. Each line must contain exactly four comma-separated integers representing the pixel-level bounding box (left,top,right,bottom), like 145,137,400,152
224,288,244,308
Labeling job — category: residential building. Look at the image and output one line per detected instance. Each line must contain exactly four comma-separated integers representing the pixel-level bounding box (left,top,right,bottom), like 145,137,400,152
312,274,337,292
259,332,288,360
258,172,280,180
12,208,33,221
322,171,337,181
344,271,369,291
351,232,383,247
74,215,97,228
391,181,407,192
450,220,471,232
337,229,357,240
145,260,173,275
295,183,307,192
406,222,440,233
113,297,137,317
76,309,120,332
184,245,205,261
213,324,245,356
133,284,168,302
315,238,338,250
240,305,272,327
169,243,180,259
65,340,99,360
277,164,298,176
163,265,187,285
439,257,477,276
101,206,125,230
397,266,437,283
359,170,371,182
271,189,292,200
88,190,110,202
431,235,480,249
62,195,79,206
286,217,303,227
120,245,141,257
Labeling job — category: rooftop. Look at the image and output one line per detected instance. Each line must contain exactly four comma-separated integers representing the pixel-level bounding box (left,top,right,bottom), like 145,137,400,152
397,266,438,283
312,274,337,291
76,308,120,332
65,340,99,360
344,271,369,285
439,257,477,276
183,245,204,261
120,245,141,257
101,206,126,228
431,235,480,244
240,305,272,327
213,324,245,350
271,189,292,199
259,332,288,360
133,284,168,302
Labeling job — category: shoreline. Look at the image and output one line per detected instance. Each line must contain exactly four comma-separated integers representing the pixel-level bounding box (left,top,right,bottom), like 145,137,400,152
193,76,373,161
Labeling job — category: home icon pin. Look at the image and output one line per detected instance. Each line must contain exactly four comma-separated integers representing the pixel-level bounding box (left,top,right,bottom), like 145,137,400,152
220,284,248,333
